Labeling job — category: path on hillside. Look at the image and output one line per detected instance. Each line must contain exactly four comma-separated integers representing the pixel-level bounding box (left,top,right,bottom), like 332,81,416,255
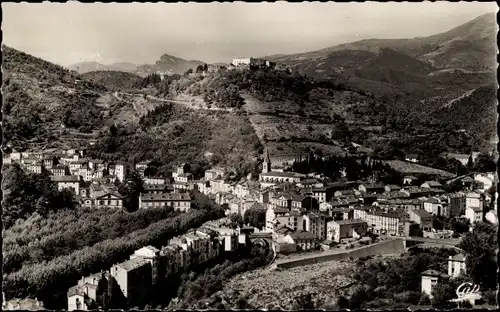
441,89,476,109
114,91,233,114
241,93,269,149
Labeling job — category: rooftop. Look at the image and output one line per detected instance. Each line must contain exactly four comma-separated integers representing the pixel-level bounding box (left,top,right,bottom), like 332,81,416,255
334,219,367,225
449,254,466,262
140,193,191,202
51,175,80,182
116,257,150,271
289,230,316,240
421,269,443,277
411,209,432,219
261,171,305,178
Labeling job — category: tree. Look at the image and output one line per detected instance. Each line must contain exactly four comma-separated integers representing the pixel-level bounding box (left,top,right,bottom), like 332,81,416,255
109,124,118,137
418,293,431,305
195,65,204,73
2,164,76,228
431,277,456,308
117,172,144,212
228,213,243,228
458,222,497,289
336,295,349,309
349,287,367,309
243,208,266,229
466,155,474,168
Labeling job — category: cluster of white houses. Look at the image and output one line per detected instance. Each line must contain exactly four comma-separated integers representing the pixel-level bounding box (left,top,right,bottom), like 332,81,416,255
67,219,256,310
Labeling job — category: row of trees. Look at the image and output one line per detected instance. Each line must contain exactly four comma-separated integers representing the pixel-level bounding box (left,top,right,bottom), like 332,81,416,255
227,208,266,230
3,203,225,308
3,206,178,274
291,153,402,183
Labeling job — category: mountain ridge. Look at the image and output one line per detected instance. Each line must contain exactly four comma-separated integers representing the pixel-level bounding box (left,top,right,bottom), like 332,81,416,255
268,12,497,73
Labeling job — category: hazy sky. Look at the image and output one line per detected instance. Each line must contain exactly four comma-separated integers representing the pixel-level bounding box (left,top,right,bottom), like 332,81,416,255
2,2,498,66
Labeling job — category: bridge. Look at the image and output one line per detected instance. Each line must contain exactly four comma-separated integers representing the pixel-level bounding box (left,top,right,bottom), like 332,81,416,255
248,232,273,253
400,236,461,245
398,236,462,251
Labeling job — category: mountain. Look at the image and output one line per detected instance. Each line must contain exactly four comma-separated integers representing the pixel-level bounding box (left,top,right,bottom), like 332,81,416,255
68,61,139,74
135,53,205,76
2,46,108,151
269,13,497,76
432,85,497,145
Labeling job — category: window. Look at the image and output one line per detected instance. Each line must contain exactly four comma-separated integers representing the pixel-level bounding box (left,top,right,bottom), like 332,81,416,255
99,201,104,206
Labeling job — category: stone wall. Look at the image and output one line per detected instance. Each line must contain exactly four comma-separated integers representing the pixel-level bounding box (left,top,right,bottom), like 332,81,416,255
276,239,406,269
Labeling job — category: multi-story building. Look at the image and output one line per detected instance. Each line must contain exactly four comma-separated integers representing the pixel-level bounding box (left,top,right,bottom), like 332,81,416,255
232,57,251,66
68,160,88,174
465,192,483,211
114,161,133,182
86,183,123,209
409,209,433,231
142,184,169,195
174,173,192,183
448,193,466,217
448,254,466,278
421,270,443,299
365,211,401,236
139,193,191,212
50,165,67,176
43,157,54,169
259,171,306,188
88,159,105,171
422,197,449,217
51,175,81,195
144,177,166,185
327,219,368,243
129,246,161,288
287,231,316,251
204,167,225,181
301,212,327,241
111,258,152,308
474,173,496,192
465,206,483,224
67,272,108,311
134,161,150,177
26,162,44,174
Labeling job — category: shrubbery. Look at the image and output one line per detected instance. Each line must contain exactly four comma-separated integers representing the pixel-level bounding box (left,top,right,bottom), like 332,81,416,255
2,164,76,229
348,248,457,308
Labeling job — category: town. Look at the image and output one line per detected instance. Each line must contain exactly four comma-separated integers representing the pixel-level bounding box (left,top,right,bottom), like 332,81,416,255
2,142,497,309
2,2,497,311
